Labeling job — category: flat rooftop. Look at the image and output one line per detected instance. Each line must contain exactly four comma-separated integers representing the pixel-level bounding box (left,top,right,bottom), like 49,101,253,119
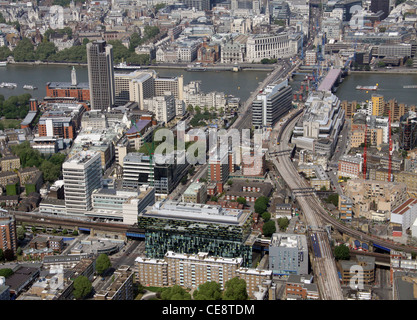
140,200,251,226
47,82,89,89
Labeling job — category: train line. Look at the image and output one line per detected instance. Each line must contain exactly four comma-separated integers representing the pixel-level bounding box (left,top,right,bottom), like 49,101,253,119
270,106,417,299
271,109,344,300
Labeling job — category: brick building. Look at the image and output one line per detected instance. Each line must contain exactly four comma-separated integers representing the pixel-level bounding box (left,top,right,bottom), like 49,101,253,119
0,214,17,256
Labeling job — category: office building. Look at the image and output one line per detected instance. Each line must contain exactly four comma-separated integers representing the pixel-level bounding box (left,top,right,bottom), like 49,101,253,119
122,153,153,189
179,0,210,11
87,41,115,111
298,164,331,191
122,152,187,196
63,151,103,216
338,155,363,178
292,91,344,158
305,50,317,66
377,44,412,58
208,147,231,193
45,67,90,102
338,256,375,286
246,33,293,62
87,186,155,224
129,72,155,110
182,182,207,203
0,213,17,256
137,200,254,267
114,71,142,106
269,233,308,276
154,76,184,100
252,79,293,128
220,34,248,64
143,95,176,124
399,112,417,151
391,198,417,235
38,103,86,140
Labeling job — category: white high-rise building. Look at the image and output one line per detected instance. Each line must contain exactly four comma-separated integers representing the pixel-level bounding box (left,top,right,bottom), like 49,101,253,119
143,94,176,124
63,151,103,216
252,79,293,128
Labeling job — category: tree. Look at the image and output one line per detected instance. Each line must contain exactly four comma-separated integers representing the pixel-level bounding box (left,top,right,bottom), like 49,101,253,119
325,194,339,207
377,61,386,68
254,196,269,214
193,281,222,300
161,285,191,300
17,226,25,240
334,244,350,261
143,26,160,40
236,197,246,206
0,268,13,278
223,277,248,300
13,38,35,62
262,220,276,237
95,253,111,275
35,41,57,61
277,217,289,231
406,58,414,68
0,46,12,60
261,212,271,222
72,275,92,300
129,32,142,52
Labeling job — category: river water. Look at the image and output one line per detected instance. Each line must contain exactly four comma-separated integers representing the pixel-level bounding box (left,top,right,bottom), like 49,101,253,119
336,72,417,106
0,64,269,102
1,64,416,106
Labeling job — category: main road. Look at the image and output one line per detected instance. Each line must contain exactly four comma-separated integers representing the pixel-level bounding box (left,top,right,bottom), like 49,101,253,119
231,58,298,131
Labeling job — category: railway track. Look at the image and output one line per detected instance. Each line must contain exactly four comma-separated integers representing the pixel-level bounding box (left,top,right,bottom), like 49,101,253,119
271,110,344,300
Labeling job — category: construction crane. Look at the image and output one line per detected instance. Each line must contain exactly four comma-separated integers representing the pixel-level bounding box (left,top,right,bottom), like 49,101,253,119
388,110,392,182
363,121,367,180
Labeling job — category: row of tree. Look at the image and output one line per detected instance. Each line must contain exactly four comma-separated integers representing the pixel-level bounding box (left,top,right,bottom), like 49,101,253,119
160,277,248,300
11,141,67,183
0,93,32,120
0,26,161,64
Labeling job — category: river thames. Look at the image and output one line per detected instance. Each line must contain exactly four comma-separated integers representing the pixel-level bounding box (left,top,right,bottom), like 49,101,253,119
1,64,416,106
0,64,269,102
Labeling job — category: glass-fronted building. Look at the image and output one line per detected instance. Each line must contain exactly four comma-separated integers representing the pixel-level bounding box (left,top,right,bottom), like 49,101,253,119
138,201,254,267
